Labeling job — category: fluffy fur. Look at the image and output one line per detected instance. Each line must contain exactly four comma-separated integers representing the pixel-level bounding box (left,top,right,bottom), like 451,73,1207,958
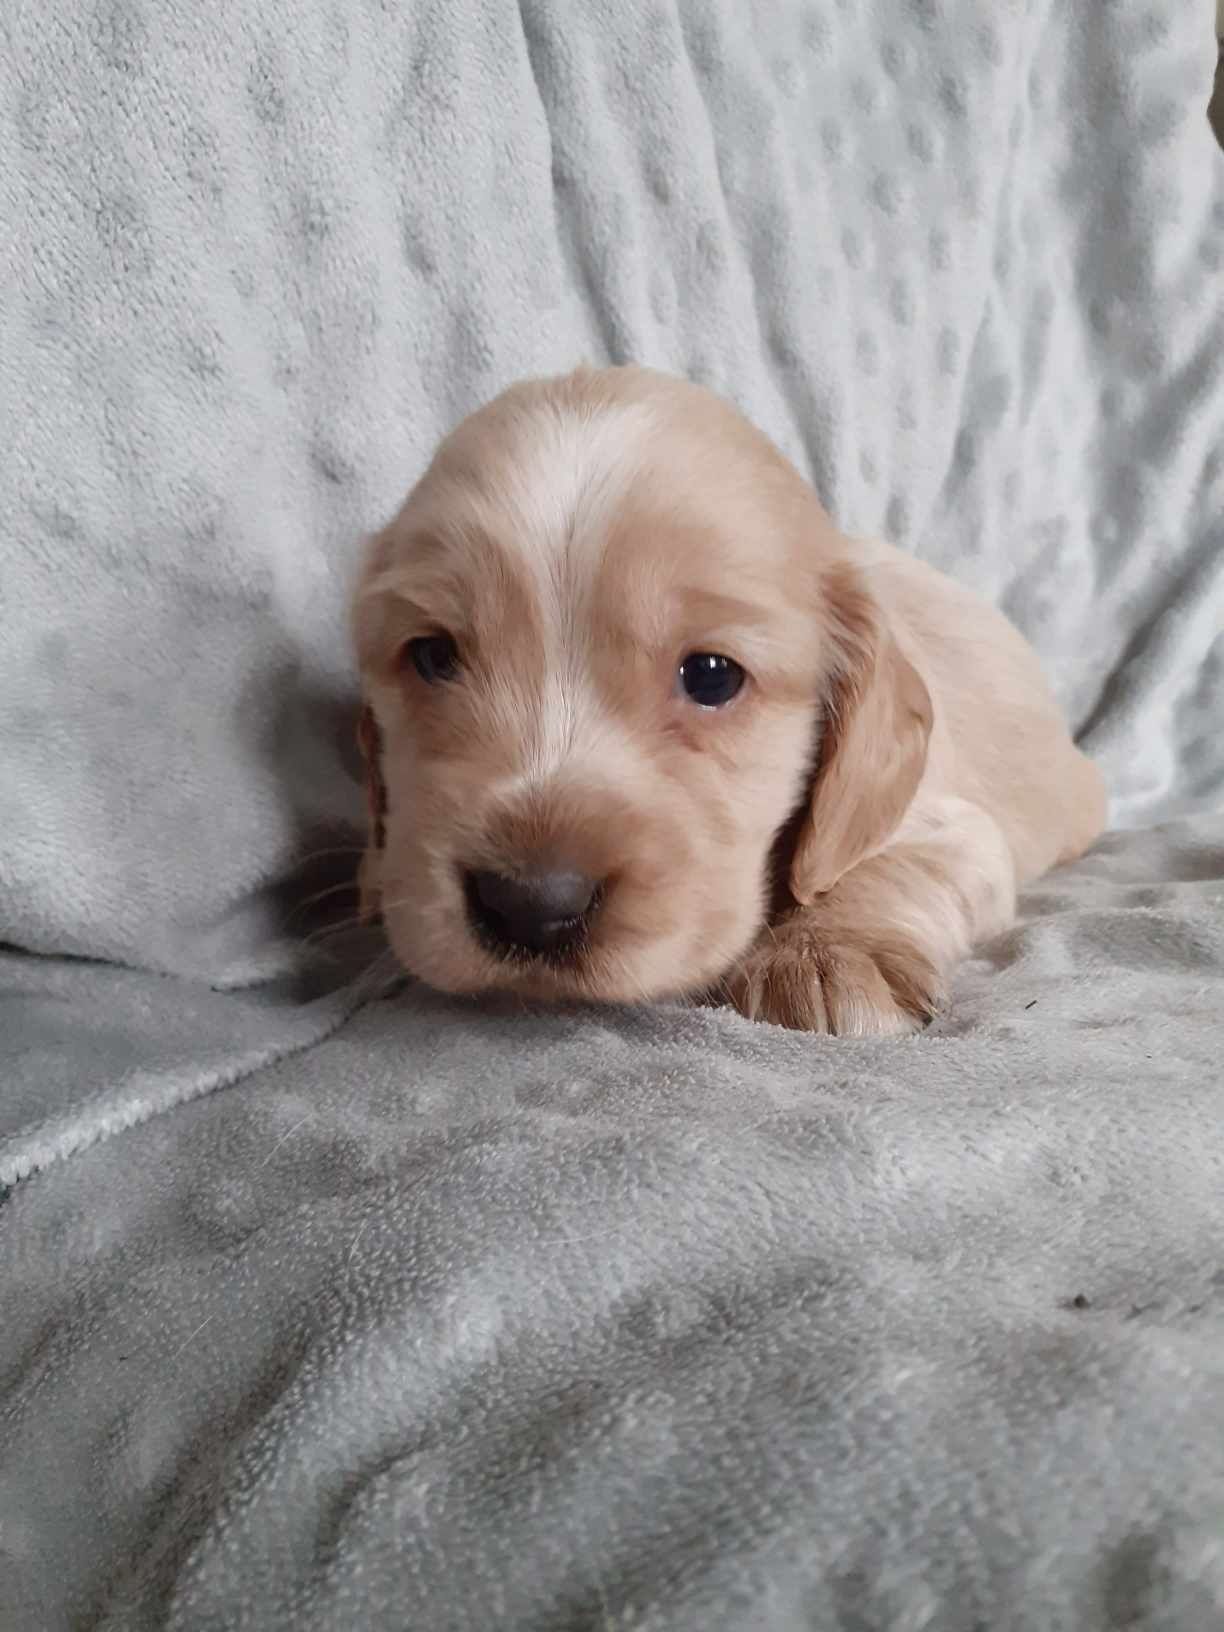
352,366,1106,1034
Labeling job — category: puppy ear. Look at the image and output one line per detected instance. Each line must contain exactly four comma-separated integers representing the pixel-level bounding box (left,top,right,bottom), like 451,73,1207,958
356,703,387,922
788,564,933,905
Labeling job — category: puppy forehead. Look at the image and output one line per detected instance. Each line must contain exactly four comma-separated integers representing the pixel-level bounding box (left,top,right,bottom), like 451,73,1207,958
373,398,644,641
428,395,654,572
369,378,828,688
426,396,805,606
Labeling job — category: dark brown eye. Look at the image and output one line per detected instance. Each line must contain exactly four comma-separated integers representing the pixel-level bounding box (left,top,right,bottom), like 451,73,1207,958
404,633,459,684
678,652,745,708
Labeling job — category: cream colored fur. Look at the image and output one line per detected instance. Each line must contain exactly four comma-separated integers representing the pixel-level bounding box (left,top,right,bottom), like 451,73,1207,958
353,365,1106,1035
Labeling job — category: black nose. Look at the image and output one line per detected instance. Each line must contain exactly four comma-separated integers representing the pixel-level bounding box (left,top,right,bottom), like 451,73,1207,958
465,868,599,957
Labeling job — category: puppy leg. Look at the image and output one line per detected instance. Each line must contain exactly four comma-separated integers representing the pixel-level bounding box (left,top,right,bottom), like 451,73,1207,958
728,802,1016,1036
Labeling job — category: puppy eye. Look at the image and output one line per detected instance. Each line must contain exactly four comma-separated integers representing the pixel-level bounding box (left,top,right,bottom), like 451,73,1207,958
678,652,745,708
404,633,460,685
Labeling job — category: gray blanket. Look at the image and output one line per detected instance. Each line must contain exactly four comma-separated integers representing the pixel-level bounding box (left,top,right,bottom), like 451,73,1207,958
2,1,1223,1627
5,820,1224,1629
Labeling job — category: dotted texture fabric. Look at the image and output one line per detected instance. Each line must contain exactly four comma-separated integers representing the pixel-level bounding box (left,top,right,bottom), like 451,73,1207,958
2,819,1224,1631
2,8,1224,1628
1,0,1221,983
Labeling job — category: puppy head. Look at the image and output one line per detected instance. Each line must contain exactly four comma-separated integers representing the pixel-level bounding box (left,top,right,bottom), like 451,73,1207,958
352,366,930,1005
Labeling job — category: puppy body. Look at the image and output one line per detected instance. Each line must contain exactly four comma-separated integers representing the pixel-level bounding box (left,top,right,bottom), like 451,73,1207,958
730,540,1105,1031
353,366,1105,1034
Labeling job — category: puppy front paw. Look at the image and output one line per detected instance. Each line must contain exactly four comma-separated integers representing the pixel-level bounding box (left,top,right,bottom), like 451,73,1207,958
726,921,943,1037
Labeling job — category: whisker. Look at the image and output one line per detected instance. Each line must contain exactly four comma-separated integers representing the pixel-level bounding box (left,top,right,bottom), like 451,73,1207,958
293,843,369,865
297,886,423,953
301,916,369,948
374,893,416,915
315,944,405,1011
346,948,404,1006
283,878,363,927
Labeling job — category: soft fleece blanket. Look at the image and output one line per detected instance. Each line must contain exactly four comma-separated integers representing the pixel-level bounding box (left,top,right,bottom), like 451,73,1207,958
2,1,1223,1628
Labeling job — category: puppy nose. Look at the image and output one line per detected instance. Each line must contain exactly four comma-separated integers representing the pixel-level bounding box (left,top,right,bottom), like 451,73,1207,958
465,868,599,956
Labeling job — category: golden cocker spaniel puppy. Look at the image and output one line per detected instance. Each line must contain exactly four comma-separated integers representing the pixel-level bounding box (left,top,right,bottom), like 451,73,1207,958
352,366,1105,1034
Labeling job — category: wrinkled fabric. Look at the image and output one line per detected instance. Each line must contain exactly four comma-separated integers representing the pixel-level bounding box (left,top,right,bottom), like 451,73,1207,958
2,0,1221,988
2,2,1224,1628
4,821,1224,1630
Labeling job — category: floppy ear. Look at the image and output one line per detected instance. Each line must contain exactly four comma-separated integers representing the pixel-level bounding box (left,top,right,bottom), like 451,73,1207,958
356,703,387,922
788,564,934,905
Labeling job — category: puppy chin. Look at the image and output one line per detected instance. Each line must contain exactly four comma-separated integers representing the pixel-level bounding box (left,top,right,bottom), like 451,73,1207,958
381,901,507,1000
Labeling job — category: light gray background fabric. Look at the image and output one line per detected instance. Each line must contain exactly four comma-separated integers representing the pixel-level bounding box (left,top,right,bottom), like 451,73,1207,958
2,0,1221,987
3,820,1224,1631
2,1,1224,1629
